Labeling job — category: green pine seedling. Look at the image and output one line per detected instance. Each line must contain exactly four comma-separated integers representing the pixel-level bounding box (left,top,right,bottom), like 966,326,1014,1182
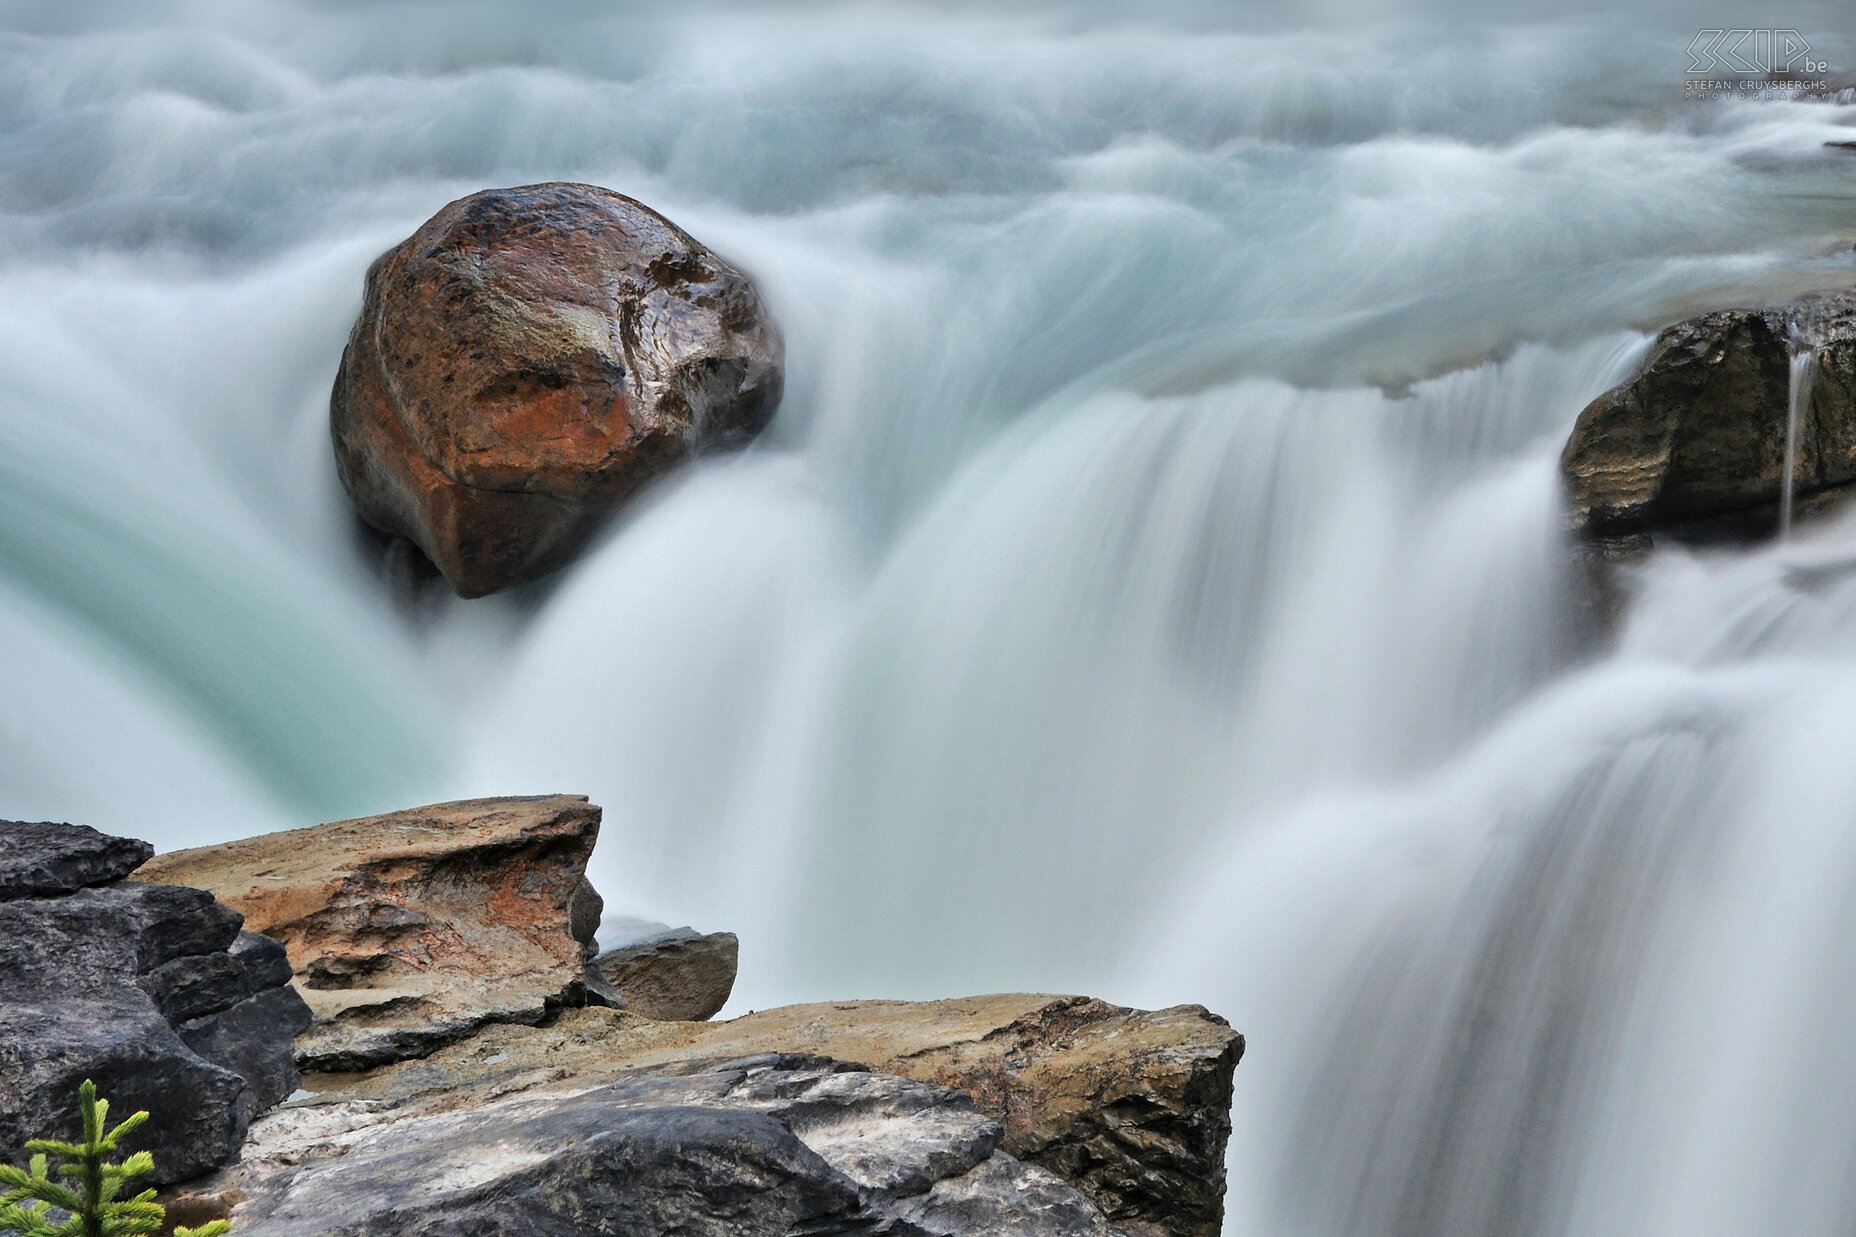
0,1080,231,1237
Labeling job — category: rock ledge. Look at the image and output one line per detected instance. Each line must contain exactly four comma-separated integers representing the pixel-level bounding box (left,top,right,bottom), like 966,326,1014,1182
134,795,603,1071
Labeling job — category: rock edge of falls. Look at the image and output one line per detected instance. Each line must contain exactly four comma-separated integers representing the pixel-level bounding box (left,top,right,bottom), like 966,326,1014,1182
0,798,1243,1237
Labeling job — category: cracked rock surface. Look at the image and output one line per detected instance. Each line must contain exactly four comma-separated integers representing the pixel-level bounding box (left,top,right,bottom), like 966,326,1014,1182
134,795,603,1072
0,820,309,1186
183,1055,1128,1236
291,995,1241,1237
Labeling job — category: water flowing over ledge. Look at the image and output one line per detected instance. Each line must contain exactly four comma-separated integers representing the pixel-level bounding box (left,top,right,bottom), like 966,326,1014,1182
5,5,1856,1235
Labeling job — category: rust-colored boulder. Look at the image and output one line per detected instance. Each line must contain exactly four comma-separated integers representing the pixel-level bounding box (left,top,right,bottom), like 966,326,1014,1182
133,795,603,1071
332,183,783,597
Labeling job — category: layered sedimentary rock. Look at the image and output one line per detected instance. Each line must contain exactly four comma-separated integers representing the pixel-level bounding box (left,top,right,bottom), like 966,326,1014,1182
133,795,602,1071
591,927,739,1021
15,798,1242,1233
0,820,308,1186
1562,294,1856,546
331,182,784,597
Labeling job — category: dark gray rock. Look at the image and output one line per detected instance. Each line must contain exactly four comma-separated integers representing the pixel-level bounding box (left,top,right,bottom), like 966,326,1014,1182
0,998,248,1181
143,951,249,1024
228,930,295,995
177,986,313,1125
1563,294,1856,547
0,822,309,1186
0,820,153,897
593,928,739,1022
109,882,245,972
568,876,604,958
208,1055,1129,1236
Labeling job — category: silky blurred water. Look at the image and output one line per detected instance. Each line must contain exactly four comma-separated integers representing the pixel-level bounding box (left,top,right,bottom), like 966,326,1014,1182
5,3,1856,1233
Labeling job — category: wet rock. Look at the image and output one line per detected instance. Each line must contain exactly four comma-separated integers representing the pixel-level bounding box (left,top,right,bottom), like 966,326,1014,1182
331,182,784,597
134,795,603,1072
592,928,738,1021
314,996,1242,1237
202,1053,1127,1236
0,822,308,1186
1562,295,1856,548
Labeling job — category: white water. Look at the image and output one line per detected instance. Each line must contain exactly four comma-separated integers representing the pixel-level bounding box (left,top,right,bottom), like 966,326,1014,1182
1783,343,1820,539
6,3,1856,1233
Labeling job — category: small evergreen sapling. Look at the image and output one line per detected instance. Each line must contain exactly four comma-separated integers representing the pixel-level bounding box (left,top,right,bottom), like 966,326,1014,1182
0,1081,231,1237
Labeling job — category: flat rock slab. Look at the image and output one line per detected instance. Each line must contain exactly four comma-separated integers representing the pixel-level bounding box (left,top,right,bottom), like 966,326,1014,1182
332,182,784,597
134,795,602,1071
675,995,1243,1237
304,994,1242,1237
592,927,738,1021
186,1056,1125,1236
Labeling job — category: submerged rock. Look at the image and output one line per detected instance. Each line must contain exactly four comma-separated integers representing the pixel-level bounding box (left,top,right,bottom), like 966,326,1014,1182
331,182,784,597
313,996,1242,1237
190,1054,1127,1236
591,927,739,1021
134,795,603,1071
1562,295,1856,547
0,820,308,1186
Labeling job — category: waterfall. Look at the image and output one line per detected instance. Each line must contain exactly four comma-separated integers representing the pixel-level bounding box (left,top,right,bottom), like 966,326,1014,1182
4,4,1856,1235
1782,336,1821,539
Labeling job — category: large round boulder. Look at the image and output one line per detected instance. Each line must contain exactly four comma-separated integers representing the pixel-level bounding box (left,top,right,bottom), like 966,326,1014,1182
332,183,783,597
0,820,311,1186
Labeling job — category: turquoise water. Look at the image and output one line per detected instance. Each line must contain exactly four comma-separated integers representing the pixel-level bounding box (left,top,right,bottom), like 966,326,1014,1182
5,5,1856,1232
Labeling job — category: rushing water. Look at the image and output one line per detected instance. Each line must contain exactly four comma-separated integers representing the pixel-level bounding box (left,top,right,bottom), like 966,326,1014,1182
1784,339,1821,539
6,3,1856,1233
